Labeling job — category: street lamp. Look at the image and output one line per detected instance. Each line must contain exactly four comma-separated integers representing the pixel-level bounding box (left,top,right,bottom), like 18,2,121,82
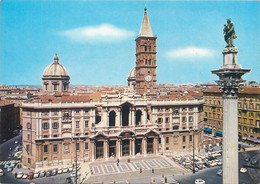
73,136,80,184
189,128,195,174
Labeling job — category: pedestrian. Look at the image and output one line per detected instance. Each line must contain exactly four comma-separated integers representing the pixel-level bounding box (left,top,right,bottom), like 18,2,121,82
117,162,119,166
140,168,142,173
117,158,119,163
152,168,154,173
165,177,167,183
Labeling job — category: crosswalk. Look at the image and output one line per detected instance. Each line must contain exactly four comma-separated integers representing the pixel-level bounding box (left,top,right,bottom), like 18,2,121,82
0,160,15,166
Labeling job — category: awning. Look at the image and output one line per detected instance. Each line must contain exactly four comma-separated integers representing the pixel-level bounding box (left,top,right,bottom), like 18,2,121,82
204,127,212,132
215,131,223,135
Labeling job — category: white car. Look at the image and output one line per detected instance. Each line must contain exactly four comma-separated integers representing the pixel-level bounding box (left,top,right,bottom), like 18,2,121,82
63,167,68,173
0,169,4,176
22,173,28,179
15,141,18,144
58,168,63,174
33,171,40,178
70,171,81,177
68,166,73,172
195,178,206,184
16,172,23,179
240,168,247,173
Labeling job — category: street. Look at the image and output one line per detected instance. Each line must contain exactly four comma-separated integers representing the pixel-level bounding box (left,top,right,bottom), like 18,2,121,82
0,135,259,184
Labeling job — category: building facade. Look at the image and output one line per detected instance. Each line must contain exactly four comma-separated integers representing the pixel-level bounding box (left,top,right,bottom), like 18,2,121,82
203,87,260,140
22,8,204,169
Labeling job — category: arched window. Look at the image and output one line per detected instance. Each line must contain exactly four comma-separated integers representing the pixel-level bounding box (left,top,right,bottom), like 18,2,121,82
122,104,130,126
109,111,116,127
135,110,142,126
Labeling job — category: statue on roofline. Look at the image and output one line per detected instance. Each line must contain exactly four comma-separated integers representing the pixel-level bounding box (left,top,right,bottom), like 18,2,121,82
223,19,237,48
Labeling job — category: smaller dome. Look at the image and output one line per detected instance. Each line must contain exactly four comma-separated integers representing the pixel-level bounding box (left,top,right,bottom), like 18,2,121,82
43,54,69,77
128,67,136,79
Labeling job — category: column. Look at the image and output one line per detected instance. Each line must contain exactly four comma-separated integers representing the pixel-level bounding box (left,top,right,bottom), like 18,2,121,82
161,136,165,151
90,140,95,161
129,139,132,156
132,138,135,158
142,137,147,156
223,96,238,183
143,109,147,124
211,45,250,184
153,137,159,154
116,110,120,127
104,140,108,160
116,139,121,158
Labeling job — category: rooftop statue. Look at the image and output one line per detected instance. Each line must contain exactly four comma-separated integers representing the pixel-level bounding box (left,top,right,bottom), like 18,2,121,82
223,19,237,47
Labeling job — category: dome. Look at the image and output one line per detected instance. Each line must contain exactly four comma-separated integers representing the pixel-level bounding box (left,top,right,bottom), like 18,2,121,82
43,54,69,77
128,67,136,79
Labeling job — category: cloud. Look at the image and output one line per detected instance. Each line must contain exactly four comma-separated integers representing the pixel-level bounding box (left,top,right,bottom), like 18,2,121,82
59,24,134,43
165,46,216,60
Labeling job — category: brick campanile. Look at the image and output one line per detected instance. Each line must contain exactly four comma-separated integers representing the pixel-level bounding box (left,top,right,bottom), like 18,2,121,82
135,7,157,96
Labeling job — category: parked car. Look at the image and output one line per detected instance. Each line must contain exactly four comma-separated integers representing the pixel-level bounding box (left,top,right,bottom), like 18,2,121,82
7,167,13,172
33,171,40,178
58,168,63,174
46,170,52,177
63,167,68,173
15,141,19,144
66,177,73,184
16,172,23,179
27,171,34,179
4,163,10,169
52,169,57,176
195,178,206,184
70,171,81,177
240,168,247,173
8,153,14,158
68,166,73,172
251,159,259,165
0,169,4,176
22,173,28,179
40,171,46,177
217,169,222,176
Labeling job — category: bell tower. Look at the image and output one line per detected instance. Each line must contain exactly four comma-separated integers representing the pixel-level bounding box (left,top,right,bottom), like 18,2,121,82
135,7,157,96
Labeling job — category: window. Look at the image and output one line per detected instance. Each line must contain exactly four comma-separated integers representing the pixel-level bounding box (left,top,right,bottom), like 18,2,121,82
189,117,193,122
249,113,254,117
45,84,48,91
249,103,254,109
85,121,89,128
145,59,147,65
43,135,49,138
28,158,31,164
182,117,186,123
54,84,57,91
76,121,80,128
76,143,80,151
44,145,48,153
189,135,192,141
84,109,88,113
149,59,151,65
42,123,49,130
158,118,162,123
244,103,247,109
85,142,88,150
75,110,80,114
63,84,67,91
52,122,59,129
27,134,30,141
85,132,89,136
75,133,80,136
166,137,169,144
53,134,58,137
26,145,30,153
144,45,147,51
183,136,186,142
238,102,242,108
53,111,58,115
53,144,58,152
166,118,169,123
27,123,31,129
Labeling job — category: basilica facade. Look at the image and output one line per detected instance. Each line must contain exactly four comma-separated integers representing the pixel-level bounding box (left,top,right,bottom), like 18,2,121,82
22,8,204,169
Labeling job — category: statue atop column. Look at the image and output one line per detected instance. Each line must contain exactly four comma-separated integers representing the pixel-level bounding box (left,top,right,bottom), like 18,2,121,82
223,19,237,47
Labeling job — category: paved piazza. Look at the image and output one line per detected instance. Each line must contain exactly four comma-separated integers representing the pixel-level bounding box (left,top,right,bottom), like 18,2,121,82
84,155,187,183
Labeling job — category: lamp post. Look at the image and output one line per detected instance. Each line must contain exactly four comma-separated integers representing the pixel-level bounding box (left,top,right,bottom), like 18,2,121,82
189,128,195,174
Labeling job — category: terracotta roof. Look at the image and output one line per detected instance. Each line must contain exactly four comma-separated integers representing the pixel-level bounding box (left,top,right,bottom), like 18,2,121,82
35,94,90,102
204,87,260,95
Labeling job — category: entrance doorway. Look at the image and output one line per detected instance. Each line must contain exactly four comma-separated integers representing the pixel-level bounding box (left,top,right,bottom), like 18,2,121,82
147,138,154,154
109,140,116,157
122,140,130,156
135,139,142,155
96,141,104,159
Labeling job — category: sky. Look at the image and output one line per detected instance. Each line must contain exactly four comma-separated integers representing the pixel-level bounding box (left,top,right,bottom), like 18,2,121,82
0,1,259,86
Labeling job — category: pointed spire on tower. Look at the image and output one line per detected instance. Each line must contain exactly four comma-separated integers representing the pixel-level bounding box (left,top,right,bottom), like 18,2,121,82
139,7,153,37
53,53,59,64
